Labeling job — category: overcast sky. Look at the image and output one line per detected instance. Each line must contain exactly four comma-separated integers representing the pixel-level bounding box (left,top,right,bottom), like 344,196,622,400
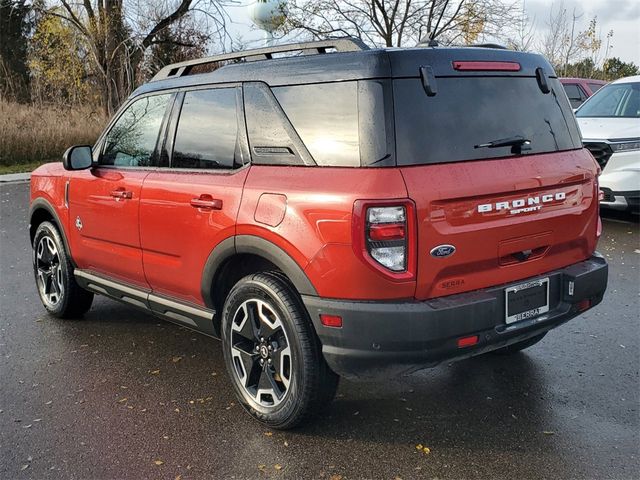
525,0,640,64
226,0,640,65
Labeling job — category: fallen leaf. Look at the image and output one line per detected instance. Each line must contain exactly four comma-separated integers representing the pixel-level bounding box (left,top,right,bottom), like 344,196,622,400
329,475,343,480
171,356,183,363
258,464,267,472
284,441,289,447
543,431,555,435
20,464,29,471
264,432,273,437
33,418,42,422
274,464,283,470
154,460,164,466
175,476,182,480
117,398,128,403
150,370,160,375
23,424,32,429
45,401,52,405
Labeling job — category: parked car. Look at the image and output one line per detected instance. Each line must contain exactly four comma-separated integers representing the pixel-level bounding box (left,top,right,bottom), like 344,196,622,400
576,75,640,214
30,39,608,429
560,77,607,108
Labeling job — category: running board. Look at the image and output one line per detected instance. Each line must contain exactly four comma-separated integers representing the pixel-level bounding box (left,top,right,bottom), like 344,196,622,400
74,269,217,336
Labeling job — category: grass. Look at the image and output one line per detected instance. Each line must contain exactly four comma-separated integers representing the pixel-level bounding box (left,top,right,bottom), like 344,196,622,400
0,99,106,169
0,161,52,175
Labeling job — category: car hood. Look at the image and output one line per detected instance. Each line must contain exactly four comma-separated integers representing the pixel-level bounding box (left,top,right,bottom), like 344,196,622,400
577,117,640,141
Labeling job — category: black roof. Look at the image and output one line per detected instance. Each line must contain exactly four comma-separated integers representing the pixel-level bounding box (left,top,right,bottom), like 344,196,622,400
131,40,556,99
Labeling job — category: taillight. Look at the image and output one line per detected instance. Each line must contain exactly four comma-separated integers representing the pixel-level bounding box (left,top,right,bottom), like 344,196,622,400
366,206,407,272
352,200,416,280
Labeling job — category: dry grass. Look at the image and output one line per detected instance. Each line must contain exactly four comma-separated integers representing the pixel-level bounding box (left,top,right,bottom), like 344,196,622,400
0,100,107,167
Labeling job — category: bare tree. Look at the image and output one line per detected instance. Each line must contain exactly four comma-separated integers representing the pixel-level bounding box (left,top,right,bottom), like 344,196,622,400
282,0,521,48
539,1,610,76
506,0,535,51
39,1,232,115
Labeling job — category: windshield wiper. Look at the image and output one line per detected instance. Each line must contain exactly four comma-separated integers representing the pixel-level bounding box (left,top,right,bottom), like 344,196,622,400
474,135,532,154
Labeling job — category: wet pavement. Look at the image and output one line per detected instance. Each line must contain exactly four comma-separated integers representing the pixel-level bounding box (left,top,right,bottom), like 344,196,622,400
1,181,638,479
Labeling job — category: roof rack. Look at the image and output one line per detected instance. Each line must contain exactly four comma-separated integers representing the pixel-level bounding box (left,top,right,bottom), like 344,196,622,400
151,38,369,82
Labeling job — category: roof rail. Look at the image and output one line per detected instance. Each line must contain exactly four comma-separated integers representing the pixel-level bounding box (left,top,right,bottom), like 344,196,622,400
151,38,370,82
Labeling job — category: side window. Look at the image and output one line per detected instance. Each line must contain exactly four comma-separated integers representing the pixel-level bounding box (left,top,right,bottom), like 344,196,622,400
588,83,604,93
243,83,310,166
172,88,238,170
563,84,581,99
273,82,360,167
102,94,171,167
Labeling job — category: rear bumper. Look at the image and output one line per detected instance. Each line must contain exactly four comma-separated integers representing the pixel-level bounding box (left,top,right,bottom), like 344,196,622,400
303,254,608,380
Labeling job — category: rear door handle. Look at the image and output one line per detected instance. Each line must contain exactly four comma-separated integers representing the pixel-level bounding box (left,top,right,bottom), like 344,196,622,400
110,189,133,200
190,195,223,210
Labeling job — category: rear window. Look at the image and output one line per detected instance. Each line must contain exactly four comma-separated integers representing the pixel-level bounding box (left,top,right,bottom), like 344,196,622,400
394,76,582,166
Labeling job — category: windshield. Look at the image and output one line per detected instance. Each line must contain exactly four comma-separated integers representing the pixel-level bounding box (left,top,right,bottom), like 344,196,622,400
576,82,640,118
394,76,582,166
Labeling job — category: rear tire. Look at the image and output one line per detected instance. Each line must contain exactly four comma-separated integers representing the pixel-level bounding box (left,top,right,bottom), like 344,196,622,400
491,332,547,355
32,221,94,318
221,272,338,429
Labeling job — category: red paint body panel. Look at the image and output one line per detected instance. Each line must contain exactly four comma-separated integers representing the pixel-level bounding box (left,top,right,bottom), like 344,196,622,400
238,166,414,300
400,149,599,300
30,163,70,236
30,148,600,305
67,168,149,288
139,168,248,305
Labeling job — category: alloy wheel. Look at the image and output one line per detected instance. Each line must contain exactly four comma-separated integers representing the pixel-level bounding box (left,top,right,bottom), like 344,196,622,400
35,235,64,307
230,299,292,408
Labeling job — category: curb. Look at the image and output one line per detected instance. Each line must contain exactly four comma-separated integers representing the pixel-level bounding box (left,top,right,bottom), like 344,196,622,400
0,172,31,184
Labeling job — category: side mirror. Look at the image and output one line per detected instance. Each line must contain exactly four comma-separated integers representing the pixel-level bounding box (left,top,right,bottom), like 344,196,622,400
62,145,93,171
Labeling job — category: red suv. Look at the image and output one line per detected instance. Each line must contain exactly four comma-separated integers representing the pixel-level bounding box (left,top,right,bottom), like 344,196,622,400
30,39,608,428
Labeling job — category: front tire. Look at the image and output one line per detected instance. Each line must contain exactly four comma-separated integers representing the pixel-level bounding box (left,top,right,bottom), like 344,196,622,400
221,272,338,429
32,221,93,318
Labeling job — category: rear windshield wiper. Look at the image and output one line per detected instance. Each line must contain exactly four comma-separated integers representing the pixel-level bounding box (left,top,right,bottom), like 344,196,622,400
474,135,532,154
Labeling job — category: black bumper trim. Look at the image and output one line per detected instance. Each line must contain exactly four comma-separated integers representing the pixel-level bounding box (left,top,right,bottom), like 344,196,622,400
303,254,608,380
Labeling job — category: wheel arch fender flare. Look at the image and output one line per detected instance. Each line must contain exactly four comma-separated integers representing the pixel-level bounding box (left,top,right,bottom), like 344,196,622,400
201,235,318,309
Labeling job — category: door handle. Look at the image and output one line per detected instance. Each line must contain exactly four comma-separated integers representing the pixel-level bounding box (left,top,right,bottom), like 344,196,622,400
190,195,223,210
110,189,133,200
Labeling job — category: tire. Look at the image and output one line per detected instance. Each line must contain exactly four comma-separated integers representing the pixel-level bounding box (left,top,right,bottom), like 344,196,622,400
32,221,94,318
491,332,547,355
221,272,339,429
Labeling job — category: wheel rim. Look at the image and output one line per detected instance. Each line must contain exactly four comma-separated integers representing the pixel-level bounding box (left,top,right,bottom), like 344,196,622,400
230,299,292,408
35,235,64,307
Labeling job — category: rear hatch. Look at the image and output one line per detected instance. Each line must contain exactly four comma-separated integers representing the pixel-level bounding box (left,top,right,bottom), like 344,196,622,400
390,48,600,300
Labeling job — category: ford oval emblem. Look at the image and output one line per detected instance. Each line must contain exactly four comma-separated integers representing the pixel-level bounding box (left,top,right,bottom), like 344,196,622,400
430,244,456,258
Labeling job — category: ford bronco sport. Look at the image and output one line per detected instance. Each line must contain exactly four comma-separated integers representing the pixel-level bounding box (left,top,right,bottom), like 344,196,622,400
30,39,608,429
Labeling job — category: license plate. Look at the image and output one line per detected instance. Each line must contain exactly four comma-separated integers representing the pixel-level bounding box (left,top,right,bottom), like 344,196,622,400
505,278,549,324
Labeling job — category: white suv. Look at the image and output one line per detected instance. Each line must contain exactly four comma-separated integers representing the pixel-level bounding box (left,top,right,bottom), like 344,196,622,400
576,75,640,214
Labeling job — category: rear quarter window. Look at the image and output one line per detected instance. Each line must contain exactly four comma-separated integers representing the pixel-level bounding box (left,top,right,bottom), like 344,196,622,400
273,82,360,167
394,76,582,166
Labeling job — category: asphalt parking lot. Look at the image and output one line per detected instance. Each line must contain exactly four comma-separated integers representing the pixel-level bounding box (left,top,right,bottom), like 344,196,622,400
1,180,638,479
